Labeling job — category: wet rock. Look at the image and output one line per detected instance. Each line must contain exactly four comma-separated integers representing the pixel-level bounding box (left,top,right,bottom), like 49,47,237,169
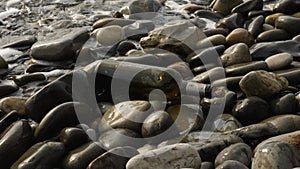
63,141,105,169
239,70,289,98
226,28,255,47
216,13,244,31
225,61,268,76
269,93,298,115
216,160,249,169
140,20,207,58
98,128,142,150
233,96,270,125
250,40,300,61
59,127,89,150
126,143,201,169
212,76,242,91
92,18,135,30
34,102,96,141
189,134,243,162
273,0,300,14
193,10,223,22
188,45,225,68
277,68,300,85
248,15,264,38
121,0,162,15
0,35,36,50
0,83,19,98
253,140,300,169
87,146,139,169
265,13,285,26
193,67,225,83
215,143,252,167
226,115,300,141
102,101,151,133
0,96,26,115
13,73,47,86
197,34,226,47
11,142,65,169
96,25,125,46
211,0,243,16
256,29,290,42
203,28,229,37
201,161,214,169
221,43,252,67
142,110,173,138
30,27,89,61
25,72,74,122
232,0,263,14
265,52,293,70
0,120,34,169
167,104,204,132
275,16,300,36
214,114,242,132
0,111,19,134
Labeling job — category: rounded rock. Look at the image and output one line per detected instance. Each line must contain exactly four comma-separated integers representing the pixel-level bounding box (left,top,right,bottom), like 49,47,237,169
265,52,293,70
96,25,125,46
226,28,255,47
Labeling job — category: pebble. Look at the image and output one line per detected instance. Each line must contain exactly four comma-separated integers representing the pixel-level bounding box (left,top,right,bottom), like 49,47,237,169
225,61,268,76
92,18,135,30
126,143,202,169
248,15,264,38
63,142,105,169
269,93,298,115
211,0,243,16
239,70,289,98
265,52,293,70
252,140,300,169
30,28,89,61
142,110,173,138
273,0,300,14
275,16,300,36
190,134,243,162
250,40,300,61
121,0,162,15
214,114,242,132
34,102,96,141
232,96,270,125
0,120,34,169
0,97,26,115
256,29,290,42
11,142,65,169
265,13,285,26
0,35,36,50
59,127,89,150
96,25,125,46
140,20,208,57
0,111,19,134
221,43,252,67
226,28,255,47
215,143,252,167
102,100,151,133
231,0,263,14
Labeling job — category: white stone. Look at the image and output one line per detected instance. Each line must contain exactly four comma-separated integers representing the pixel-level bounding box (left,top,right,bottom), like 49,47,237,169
265,52,293,70
96,25,125,46
126,143,202,169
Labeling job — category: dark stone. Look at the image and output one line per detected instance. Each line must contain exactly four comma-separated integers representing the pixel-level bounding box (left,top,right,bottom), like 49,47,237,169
216,160,249,169
60,127,89,150
216,13,244,31
117,41,137,55
257,29,290,42
232,96,270,125
269,93,298,115
250,40,300,61
34,102,97,141
273,0,300,14
11,142,65,169
232,0,263,14
275,16,300,36
0,110,18,134
0,120,34,169
225,61,268,76
13,73,46,86
63,142,106,169
248,15,264,38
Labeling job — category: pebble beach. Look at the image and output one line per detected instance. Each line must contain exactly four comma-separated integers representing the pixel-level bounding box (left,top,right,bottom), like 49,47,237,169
1,0,300,168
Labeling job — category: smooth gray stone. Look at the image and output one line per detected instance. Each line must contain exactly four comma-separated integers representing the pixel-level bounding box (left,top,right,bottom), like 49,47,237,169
250,40,300,61
31,27,89,61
